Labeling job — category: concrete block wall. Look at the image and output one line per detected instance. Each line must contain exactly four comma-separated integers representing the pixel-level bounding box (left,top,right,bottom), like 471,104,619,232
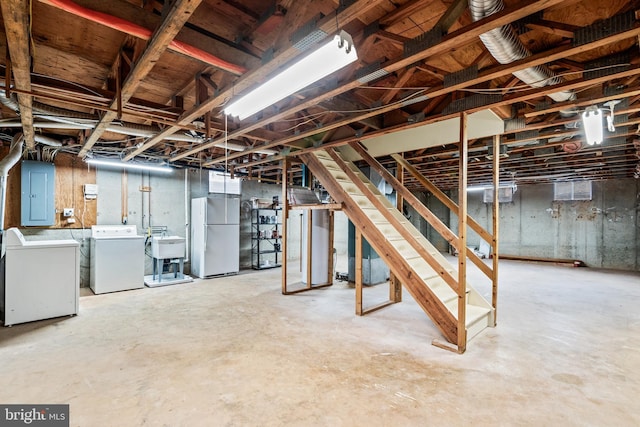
444,178,639,271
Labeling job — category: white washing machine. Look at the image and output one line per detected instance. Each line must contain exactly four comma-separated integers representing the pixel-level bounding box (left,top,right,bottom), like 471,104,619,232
1,228,79,326
90,225,145,294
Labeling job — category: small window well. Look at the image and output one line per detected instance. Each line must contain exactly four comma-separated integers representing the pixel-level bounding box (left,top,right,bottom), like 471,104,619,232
554,181,592,201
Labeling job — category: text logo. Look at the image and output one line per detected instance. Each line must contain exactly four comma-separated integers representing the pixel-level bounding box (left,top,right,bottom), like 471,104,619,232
1,405,69,426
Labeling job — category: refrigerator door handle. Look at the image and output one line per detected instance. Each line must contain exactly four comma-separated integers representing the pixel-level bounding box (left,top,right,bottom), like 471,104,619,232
203,224,207,251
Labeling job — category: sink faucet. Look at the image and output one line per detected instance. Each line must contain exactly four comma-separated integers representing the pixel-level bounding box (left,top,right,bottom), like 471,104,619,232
161,230,167,238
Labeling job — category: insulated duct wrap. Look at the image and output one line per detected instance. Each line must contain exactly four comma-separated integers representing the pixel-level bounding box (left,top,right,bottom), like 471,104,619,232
469,0,575,103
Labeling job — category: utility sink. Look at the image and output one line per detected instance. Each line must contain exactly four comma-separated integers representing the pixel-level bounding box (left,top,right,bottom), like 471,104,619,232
151,236,186,259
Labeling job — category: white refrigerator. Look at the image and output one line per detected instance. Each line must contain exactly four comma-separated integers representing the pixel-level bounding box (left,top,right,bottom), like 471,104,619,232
191,196,240,278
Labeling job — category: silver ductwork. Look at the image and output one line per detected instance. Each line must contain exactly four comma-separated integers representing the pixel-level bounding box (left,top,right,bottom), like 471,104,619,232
0,88,278,156
469,0,575,103
0,133,25,232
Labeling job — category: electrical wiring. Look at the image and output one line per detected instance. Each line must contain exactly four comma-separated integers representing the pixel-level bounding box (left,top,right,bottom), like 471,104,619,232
279,89,428,133
459,63,631,94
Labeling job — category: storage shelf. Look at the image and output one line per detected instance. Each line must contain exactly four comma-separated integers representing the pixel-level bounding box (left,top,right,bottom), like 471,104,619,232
252,206,282,269
253,263,281,270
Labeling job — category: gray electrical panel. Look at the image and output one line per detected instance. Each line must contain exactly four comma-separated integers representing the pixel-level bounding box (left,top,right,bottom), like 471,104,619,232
21,161,55,226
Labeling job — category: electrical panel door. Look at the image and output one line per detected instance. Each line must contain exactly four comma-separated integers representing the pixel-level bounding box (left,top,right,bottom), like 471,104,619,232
21,161,55,226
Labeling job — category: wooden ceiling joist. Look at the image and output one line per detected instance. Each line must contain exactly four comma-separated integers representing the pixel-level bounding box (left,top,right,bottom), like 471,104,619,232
123,0,388,162
77,0,204,158
1,0,36,149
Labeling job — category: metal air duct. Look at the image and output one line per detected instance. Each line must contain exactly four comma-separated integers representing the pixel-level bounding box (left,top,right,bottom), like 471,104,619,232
469,0,575,103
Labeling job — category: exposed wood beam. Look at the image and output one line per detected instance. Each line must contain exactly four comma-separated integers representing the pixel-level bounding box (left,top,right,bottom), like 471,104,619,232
203,9,638,165
434,0,469,33
39,0,258,70
375,30,410,47
1,0,35,149
380,0,430,27
379,67,417,105
526,19,577,38
78,0,203,157
192,0,573,166
123,0,386,161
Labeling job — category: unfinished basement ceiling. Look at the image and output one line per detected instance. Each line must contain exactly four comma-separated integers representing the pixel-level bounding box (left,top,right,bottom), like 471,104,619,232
1,0,640,189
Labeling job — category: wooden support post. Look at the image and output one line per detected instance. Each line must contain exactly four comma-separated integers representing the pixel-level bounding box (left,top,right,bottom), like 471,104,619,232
306,210,313,289
492,134,500,326
390,153,404,303
457,112,468,353
327,210,335,286
281,157,289,294
116,57,122,120
4,49,11,98
355,228,363,315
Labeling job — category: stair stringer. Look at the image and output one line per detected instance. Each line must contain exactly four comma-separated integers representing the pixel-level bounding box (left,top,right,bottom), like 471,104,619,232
301,152,459,344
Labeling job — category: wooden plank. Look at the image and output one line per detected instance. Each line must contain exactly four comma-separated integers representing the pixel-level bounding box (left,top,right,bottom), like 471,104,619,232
326,148,459,292
281,157,289,294
500,254,585,266
1,0,35,149
380,0,431,27
2,151,97,229
201,14,640,166
301,152,458,343
434,0,469,32
51,0,258,69
289,203,342,210
492,134,499,327
390,153,404,303
124,0,384,161
457,112,468,353
526,20,577,38
327,210,334,286
355,227,363,316
306,209,312,289
79,0,203,157
350,141,461,251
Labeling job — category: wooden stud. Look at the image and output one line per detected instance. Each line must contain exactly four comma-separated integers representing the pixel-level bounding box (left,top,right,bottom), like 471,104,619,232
457,112,468,353
1,0,35,149
492,134,500,326
79,0,204,157
306,210,313,290
390,153,404,303
355,227,363,316
301,152,458,343
281,157,289,295
327,210,335,286
392,154,494,249
4,47,11,98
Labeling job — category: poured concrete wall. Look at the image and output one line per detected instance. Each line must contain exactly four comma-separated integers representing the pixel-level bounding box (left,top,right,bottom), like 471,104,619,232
445,178,639,271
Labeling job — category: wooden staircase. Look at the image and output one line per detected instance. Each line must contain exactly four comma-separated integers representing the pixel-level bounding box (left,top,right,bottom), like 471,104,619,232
300,148,494,350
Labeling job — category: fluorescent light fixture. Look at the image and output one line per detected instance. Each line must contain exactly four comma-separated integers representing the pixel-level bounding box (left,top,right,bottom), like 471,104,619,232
87,158,173,173
224,30,357,120
582,106,603,145
467,186,488,192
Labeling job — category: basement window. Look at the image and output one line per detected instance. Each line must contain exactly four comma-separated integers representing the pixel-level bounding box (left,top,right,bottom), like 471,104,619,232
554,181,592,201
483,187,514,203
209,171,241,195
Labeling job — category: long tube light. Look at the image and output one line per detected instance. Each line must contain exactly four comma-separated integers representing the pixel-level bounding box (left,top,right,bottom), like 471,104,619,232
87,158,173,173
224,31,358,120
582,106,603,145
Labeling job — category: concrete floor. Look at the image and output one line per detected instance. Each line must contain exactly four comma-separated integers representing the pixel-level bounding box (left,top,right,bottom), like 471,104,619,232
1,257,639,426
